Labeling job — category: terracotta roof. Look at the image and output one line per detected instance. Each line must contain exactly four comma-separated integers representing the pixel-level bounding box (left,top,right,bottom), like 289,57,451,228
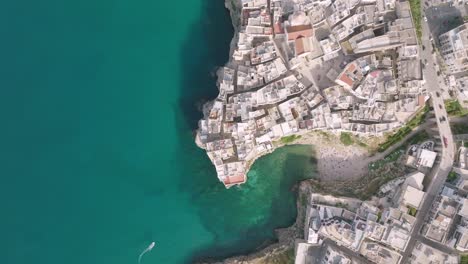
339,74,354,87
418,95,425,106
347,63,357,73
338,63,358,87
295,37,305,55
286,25,313,40
224,174,246,185
274,22,284,34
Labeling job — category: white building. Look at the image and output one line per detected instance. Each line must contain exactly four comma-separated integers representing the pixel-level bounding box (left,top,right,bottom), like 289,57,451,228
418,149,437,168
439,23,468,74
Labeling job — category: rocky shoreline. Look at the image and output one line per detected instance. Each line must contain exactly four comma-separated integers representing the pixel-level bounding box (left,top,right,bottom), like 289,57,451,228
197,183,308,264
195,0,240,147
224,0,241,59
195,2,302,262
195,1,377,262
195,0,422,188
193,0,442,261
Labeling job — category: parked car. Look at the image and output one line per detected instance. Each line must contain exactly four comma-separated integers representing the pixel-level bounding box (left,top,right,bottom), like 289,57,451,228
443,136,448,148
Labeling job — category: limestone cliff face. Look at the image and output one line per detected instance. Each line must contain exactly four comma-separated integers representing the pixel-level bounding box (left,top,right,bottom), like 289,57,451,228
195,0,241,150
224,0,241,59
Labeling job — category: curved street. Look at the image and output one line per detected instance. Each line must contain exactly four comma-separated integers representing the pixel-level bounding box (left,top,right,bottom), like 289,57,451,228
400,1,456,262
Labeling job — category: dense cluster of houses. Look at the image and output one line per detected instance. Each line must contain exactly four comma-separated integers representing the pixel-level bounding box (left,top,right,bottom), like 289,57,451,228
197,0,428,187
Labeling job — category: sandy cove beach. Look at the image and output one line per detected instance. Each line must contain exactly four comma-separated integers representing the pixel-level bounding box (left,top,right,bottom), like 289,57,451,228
296,131,372,182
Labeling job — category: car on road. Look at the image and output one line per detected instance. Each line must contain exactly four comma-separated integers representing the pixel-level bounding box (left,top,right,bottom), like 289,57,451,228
439,104,442,109
443,136,448,148
436,91,440,97
424,16,428,22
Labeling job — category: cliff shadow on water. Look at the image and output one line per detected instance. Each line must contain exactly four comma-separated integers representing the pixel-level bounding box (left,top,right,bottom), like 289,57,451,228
175,0,319,262
188,146,318,263
177,0,233,130
178,144,318,262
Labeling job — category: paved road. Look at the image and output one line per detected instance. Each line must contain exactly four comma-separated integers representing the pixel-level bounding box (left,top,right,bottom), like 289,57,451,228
370,115,468,163
400,2,456,262
367,122,430,160
415,234,458,255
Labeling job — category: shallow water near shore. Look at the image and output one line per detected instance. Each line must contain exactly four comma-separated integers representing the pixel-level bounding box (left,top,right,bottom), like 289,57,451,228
0,1,317,263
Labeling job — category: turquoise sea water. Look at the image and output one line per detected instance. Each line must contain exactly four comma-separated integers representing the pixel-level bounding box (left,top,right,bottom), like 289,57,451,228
0,1,317,263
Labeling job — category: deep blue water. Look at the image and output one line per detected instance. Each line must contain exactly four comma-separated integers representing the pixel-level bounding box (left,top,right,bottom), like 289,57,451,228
0,1,316,263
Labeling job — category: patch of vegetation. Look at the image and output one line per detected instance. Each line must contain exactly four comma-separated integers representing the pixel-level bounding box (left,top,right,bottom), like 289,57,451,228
309,157,405,201
371,131,429,170
406,131,430,146
378,106,428,152
280,135,301,144
369,148,404,171
407,106,429,127
408,206,417,216
357,140,368,148
262,248,295,264
447,170,459,183
374,130,427,165
377,211,382,222
340,132,354,146
311,127,424,199
461,255,468,264
317,130,332,141
308,131,430,200
360,178,390,200
378,129,411,152
445,100,468,117
409,0,422,41
335,202,349,209
298,192,308,207
452,124,468,134
465,141,468,148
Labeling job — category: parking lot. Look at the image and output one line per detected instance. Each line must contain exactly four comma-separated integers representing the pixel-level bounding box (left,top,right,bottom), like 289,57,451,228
424,3,466,38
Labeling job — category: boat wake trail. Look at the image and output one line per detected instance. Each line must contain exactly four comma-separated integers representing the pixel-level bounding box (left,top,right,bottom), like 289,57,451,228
138,242,155,264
